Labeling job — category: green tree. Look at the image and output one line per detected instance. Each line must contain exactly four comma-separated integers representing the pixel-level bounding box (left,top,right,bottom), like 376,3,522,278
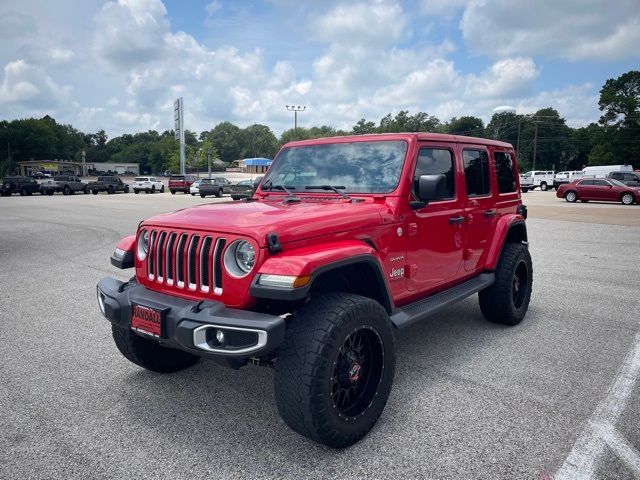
352,119,376,135
444,116,485,136
241,124,279,158
203,122,243,162
587,144,615,165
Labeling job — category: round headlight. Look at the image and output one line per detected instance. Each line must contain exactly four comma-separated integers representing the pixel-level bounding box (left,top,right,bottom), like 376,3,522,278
224,240,255,277
137,229,149,260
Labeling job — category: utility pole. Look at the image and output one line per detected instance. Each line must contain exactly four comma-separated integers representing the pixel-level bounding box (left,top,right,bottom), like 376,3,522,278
81,149,86,177
207,148,212,178
285,105,306,137
532,119,539,171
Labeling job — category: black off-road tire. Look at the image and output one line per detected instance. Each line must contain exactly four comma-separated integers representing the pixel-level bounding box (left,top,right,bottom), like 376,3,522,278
134,189,139,194
160,185,165,193
20,188,27,196
62,186,70,195
170,189,176,195
479,243,533,325
274,293,395,448
84,186,90,194
107,185,115,194
200,193,206,198
124,185,130,193
92,189,98,195
111,324,200,373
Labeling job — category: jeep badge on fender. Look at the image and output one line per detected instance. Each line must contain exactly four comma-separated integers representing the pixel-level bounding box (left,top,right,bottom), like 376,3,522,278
96,133,532,448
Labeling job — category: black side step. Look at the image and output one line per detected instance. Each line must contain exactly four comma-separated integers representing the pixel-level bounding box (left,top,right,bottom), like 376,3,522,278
390,273,495,329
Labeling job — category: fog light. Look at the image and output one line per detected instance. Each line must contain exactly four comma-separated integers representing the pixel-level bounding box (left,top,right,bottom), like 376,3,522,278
216,330,225,344
97,290,106,316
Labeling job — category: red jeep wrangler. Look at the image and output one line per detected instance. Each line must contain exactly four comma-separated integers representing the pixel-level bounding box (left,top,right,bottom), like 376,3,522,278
97,133,532,447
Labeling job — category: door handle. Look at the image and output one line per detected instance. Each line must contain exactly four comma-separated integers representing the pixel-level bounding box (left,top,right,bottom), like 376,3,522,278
483,209,497,217
449,216,465,225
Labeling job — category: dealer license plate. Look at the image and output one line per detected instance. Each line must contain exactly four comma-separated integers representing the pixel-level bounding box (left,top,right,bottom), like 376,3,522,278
131,303,163,337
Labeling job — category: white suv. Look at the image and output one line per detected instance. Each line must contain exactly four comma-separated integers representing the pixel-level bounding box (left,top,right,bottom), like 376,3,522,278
132,177,164,194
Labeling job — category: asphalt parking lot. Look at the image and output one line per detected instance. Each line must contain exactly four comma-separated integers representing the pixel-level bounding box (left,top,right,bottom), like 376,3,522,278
1,190,639,479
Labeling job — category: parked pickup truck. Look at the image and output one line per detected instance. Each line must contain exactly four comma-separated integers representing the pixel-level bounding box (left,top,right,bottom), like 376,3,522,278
40,175,90,195
1,175,42,196
97,133,532,448
87,176,130,195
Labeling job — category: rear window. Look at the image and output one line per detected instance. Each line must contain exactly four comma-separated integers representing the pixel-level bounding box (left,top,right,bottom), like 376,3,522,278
170,175,185,180
134,177,148,181
463,150,491,197
494,152,517,193
97,176,113,182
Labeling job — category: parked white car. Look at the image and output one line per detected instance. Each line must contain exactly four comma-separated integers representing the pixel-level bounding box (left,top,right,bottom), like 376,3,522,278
519,170,555,191
132,176,164,194
553,171,583,189
190,180,201,196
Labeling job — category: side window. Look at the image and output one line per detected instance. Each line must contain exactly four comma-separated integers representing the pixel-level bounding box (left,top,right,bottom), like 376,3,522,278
592,180,608,186
580,180,593,185
494,151,516,193
463,149,490,196
412,148,455,200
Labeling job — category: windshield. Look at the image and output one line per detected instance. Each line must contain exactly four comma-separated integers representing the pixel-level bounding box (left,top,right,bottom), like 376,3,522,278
262,140,408,194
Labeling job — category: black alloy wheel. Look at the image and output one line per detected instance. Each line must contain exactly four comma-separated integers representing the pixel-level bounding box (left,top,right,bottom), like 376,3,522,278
331,326,384,421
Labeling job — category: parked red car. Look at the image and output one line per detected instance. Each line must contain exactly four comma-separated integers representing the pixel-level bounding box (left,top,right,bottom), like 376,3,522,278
168,174,196,194
556,178,640,205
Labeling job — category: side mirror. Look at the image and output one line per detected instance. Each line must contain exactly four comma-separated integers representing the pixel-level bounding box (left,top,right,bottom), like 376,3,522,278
410,174,447,210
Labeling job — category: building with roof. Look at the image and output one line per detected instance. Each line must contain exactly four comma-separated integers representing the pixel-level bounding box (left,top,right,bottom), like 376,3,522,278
240,157,272,174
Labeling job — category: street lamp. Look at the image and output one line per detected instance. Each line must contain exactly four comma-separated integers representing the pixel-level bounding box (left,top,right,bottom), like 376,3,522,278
285,105,306,136
207,148,213,178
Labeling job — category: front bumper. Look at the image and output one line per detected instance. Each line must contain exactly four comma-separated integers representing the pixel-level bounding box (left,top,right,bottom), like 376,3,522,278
96,277,285,362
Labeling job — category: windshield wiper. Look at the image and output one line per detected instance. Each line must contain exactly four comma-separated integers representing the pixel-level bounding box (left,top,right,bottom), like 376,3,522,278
262,181,300,202
304,185,350,199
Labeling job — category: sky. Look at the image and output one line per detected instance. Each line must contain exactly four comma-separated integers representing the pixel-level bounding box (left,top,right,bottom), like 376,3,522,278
0,0,638,138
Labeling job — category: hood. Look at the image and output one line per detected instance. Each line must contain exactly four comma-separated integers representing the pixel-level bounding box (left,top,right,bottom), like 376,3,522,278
143,197,391,247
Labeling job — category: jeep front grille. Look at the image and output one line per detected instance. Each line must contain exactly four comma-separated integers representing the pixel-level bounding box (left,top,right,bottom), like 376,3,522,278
146,230,225,295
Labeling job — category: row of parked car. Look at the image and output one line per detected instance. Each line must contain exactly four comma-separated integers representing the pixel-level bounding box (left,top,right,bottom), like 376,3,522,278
1,174,262,199
519,165,640,193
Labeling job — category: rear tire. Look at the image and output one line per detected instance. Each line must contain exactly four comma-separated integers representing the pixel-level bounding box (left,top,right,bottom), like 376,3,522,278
134,189,139,194
215,188,222,198
621,193,635,205
111,324,200,373
200,193,206,198
84,187,89,194
63,186,70,195
540,182,548,191
565,191,578,202
107,186,114,194
170,190,176,195
479,243,532,325
274,293,395,448
151,185,156,194
92,190,98,195
20,188,27,196
160,185,165,193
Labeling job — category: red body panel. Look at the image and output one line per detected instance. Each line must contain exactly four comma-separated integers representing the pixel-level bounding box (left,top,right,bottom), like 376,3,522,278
125,133,524,311
116,234,136,252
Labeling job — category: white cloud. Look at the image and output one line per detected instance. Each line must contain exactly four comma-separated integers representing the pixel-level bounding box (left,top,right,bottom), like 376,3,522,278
314,1,406,47
0,59,71,107
460,0,640,60
421,0,469,17
465,57,539,98
49,48,75,64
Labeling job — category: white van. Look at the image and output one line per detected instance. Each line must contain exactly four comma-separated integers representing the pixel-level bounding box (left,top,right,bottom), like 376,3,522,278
553,170,584,188
519,170,555,191
581,165,633,178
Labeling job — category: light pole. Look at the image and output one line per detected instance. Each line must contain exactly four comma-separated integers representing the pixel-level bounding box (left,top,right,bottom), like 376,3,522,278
285,105,306,136
81,149,86,177
207,148,212,178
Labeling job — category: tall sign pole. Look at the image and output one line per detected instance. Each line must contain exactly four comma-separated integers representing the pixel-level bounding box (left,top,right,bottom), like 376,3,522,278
174,97,186,174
